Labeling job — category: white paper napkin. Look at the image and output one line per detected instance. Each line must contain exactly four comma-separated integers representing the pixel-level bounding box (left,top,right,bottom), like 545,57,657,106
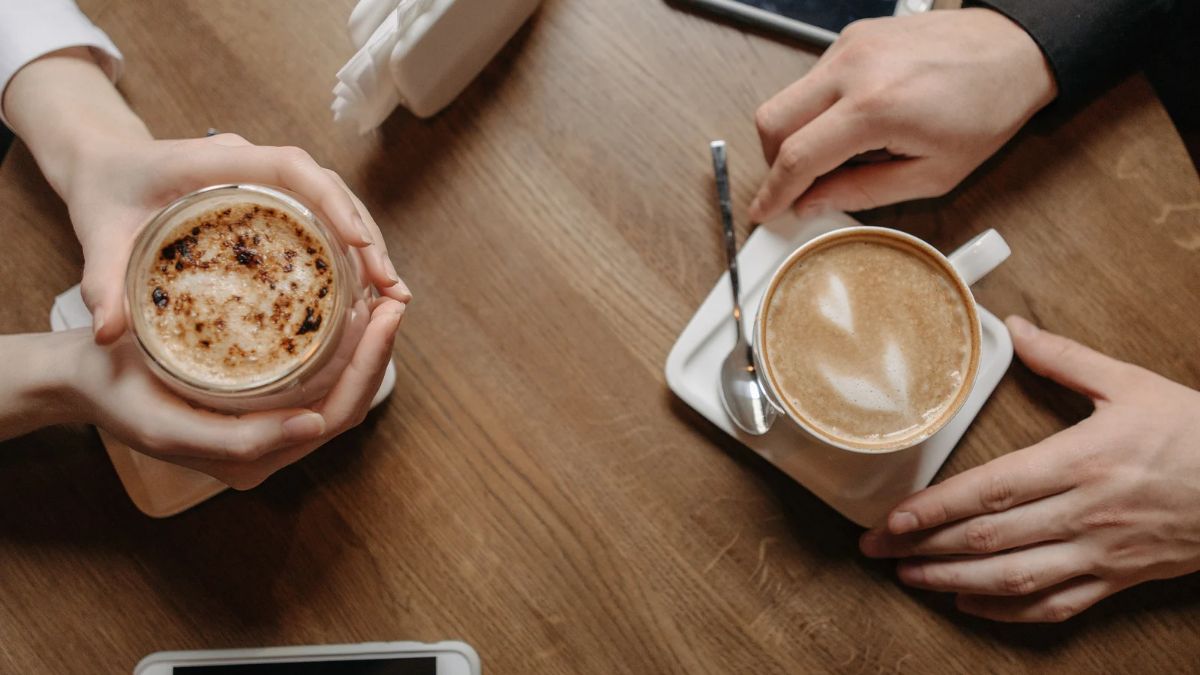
334,0,433,133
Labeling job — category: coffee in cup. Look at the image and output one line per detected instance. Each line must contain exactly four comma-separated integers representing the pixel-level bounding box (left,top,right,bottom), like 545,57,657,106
125,184,370,412
754,227,1006,453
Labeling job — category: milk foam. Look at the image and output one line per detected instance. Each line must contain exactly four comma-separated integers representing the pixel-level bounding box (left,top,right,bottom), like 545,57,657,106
137,199,336,388
817,273,854,333
763,236,974,449
817,339,910,413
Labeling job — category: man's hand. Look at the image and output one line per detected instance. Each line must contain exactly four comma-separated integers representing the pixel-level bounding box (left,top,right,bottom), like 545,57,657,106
860,316,1200,623
750,9,1057,222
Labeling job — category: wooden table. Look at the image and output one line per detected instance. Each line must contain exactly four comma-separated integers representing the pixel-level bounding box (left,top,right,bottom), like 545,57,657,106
2,1,1199,672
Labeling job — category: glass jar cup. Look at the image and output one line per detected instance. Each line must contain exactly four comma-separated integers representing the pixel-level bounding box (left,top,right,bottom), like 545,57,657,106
124,184,372,413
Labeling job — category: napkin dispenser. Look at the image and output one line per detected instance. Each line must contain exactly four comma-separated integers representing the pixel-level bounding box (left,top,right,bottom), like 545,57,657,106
334,0,541,131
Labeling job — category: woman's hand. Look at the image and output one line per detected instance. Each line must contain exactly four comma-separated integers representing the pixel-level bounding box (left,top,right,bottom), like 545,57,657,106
750,9,1057,222
66,133,412,343
3,48,410,345
860,316,1200,623
64,298,407,489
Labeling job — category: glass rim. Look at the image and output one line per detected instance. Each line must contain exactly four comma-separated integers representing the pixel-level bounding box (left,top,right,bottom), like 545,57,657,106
124,183,352,398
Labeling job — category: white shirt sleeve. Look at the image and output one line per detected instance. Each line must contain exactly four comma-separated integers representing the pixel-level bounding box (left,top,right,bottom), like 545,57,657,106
0,0,124,129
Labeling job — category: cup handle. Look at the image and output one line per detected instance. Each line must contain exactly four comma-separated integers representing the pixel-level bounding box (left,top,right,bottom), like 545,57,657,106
948,229,1010,286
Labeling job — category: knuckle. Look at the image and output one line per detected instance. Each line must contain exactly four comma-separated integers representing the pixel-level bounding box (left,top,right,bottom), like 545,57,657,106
1089,553,1123,577
212,132,247,145
980,474,1015,512
228,430,268,461
845,86,892,122
916,501,948,531
776,141,809,176
1001,566,1038,595
838,18,872,41
1098,540,1149,577
278,145,313,166
136,428,171,453
1081,508,1129,531
831,36,881,73
964,520,1002,554
755,103,780,141
80,276,103,299
1068,441,1109,479
924,565,958,589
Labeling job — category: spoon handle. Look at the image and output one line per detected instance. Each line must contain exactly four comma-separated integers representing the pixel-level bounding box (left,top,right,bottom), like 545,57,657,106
710,141,744,333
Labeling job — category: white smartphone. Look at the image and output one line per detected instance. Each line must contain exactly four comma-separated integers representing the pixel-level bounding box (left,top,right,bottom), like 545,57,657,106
674,0,934,45
134,642,479,675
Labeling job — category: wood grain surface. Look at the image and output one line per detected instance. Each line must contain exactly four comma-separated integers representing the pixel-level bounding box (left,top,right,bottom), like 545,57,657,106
2,1,1199,672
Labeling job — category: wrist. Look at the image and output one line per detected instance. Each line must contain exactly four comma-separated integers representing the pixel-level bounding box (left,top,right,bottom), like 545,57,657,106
0,331,91,439
4,47,152,199
968,8,1059,112
29,331,91,425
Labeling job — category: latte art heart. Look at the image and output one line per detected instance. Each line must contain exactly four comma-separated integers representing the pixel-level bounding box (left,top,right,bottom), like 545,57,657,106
817,338,910,413
762,234,975,451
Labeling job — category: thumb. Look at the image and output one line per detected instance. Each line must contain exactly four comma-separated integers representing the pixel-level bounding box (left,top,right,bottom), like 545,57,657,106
792,158,955,215
1005,315,1129,402
81,255,129,344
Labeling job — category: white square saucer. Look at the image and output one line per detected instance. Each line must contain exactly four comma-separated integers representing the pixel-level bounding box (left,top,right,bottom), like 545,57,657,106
664,212,1013,527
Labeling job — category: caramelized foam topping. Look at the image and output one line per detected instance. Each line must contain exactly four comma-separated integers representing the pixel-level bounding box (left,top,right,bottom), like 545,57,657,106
139,202,335,388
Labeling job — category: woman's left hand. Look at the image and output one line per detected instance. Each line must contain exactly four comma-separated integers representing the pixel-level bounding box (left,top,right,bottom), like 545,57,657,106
65,133,411,343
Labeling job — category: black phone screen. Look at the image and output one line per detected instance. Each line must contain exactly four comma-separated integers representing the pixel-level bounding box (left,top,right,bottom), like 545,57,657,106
727,0,898,33
175,657,436,674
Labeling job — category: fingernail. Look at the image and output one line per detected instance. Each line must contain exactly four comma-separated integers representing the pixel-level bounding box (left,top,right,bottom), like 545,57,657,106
889,511,919,534
282,412,325,441
392,277,412,302
896,562,924,586
1006,315,1037,339
352,213,373,246
749,196,763,218
376,249,402,286
92,308,107,336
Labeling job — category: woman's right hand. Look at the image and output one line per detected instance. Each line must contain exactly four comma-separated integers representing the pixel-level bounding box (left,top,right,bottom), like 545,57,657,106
63,298,406,489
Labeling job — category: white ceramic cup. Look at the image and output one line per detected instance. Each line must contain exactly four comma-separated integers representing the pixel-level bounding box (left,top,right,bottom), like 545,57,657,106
752,226,1010,453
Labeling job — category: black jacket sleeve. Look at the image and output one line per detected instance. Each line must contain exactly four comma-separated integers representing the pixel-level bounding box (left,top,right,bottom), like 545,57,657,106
964,0,1182,109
